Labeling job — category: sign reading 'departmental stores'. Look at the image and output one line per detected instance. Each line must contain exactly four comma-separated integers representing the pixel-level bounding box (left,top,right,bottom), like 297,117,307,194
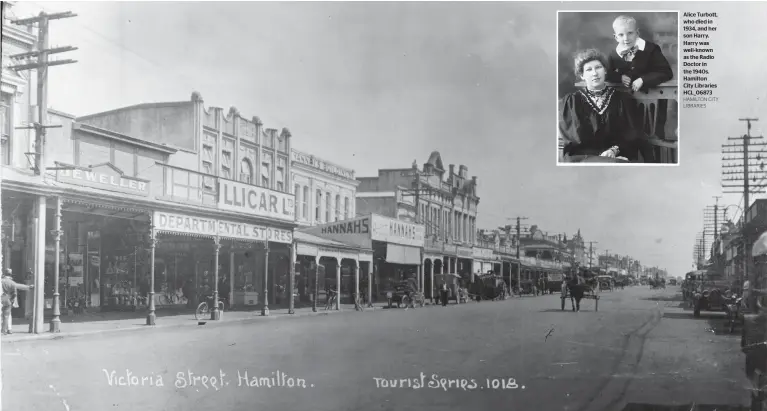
218,179,295,222
153,211,293,244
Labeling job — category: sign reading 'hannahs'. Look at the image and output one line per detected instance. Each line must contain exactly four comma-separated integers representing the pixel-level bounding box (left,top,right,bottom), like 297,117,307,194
56,162,150,197
304,214,424,248
370,215,424,248
320,218,370,235
218,180,295,222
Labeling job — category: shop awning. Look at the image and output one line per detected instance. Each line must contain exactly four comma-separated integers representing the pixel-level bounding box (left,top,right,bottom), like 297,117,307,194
386,244,421,265
294,231,373,263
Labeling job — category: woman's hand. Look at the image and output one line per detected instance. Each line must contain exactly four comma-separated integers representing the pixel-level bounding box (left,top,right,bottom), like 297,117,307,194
600,146,620,158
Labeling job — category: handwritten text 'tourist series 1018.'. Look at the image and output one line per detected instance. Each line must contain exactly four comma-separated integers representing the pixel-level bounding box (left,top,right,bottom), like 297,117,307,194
373,373,525,391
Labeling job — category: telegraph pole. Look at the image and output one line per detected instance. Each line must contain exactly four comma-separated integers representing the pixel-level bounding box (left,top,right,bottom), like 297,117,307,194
693,231,705,268
722,118,763,309
9,9,77,334
401,161,435,230
704,198,725,262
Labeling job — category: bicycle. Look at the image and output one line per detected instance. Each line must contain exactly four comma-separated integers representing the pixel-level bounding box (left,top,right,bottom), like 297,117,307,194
159,286,182,306
195,294,225,320
324,290,338,311
401,291,425,310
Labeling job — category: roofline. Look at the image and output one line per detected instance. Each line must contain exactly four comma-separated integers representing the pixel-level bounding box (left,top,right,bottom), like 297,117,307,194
48,108,77,120
73,123,178,155
76,101,192,122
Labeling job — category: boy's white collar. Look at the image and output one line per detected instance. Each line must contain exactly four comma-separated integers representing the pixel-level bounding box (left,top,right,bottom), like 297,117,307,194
616,37,646,54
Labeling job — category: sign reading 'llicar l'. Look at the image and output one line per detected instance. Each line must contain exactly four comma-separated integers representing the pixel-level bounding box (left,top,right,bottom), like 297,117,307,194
218,180,295,222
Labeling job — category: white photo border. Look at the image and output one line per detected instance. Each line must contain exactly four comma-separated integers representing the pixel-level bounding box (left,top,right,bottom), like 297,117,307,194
555,9,681,167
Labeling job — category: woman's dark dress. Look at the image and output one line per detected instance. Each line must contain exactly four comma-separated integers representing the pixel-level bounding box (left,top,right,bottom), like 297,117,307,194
559,87,656,163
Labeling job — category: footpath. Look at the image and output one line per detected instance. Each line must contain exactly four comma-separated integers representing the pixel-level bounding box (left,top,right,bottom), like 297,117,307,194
1,298,475,344
1,293,540,344
0,303,390,344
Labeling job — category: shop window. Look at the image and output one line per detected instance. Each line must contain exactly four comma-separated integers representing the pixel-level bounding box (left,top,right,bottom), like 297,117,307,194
302,186,309,219
294,183,301,217
1,92,11,165
114,147,135,176
344,197,349,219
221,150,232,179
315,190,322,222
325,192,331,223
240,158,253,184
335,194,341,221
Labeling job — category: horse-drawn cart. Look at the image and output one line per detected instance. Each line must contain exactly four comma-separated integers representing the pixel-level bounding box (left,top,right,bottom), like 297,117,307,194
560,278,600,312
471,272,508,301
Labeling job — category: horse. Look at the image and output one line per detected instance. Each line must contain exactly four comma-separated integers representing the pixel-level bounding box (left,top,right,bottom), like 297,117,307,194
566,275,590,312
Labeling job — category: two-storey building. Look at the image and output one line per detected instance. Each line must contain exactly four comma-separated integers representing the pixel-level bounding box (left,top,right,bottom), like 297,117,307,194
290,149,373,307
1,91,306,331
1,1,39,321
518,225,567,287
355,151,477,301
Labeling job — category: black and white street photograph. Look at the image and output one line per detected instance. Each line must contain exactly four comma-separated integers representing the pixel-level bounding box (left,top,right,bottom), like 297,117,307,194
557,11,679,165
2,2,767,411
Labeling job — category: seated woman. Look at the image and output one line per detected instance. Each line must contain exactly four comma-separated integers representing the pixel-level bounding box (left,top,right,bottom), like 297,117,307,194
559,48,656,163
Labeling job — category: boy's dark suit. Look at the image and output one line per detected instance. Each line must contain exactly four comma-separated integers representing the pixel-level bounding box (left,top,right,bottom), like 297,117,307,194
606,38,674,139
606,38,673,91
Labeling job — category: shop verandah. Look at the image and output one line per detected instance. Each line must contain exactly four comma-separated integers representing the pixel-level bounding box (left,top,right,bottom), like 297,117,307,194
294,231,372,310
0,189,298,333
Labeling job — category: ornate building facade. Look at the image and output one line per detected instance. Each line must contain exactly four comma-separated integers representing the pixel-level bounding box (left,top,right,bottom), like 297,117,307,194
291,149,357,227
355,151,479,299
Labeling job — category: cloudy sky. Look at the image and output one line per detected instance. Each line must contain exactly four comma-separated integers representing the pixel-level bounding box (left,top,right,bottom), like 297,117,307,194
9,1,767,276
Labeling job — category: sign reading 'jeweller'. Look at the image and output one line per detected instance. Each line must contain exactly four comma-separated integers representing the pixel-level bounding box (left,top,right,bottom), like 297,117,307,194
56,163,150,197
218,180,295,222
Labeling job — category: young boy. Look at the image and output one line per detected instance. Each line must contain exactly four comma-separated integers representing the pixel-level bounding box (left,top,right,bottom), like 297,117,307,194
606,15,673,92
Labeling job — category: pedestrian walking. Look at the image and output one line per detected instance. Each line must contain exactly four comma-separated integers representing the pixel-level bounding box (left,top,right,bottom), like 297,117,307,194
440,282,448,307
2,268,34,335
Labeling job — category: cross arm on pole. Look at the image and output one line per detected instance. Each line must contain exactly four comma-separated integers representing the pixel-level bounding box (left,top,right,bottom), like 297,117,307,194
11,11,77,25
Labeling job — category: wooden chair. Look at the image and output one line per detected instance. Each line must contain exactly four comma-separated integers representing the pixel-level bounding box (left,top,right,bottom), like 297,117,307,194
571,80,679,164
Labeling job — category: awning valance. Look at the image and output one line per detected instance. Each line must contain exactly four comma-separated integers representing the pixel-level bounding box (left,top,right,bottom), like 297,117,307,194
386,244,421,265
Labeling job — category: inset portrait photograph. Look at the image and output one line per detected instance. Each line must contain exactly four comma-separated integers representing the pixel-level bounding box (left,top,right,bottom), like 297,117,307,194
557,11,679,165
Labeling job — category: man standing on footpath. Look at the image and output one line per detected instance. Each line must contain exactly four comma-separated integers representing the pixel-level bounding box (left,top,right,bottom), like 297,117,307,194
2,268,34,335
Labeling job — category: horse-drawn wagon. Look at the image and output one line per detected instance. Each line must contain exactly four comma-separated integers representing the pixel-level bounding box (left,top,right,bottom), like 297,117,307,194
470,272,508,301
560,271,600,312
